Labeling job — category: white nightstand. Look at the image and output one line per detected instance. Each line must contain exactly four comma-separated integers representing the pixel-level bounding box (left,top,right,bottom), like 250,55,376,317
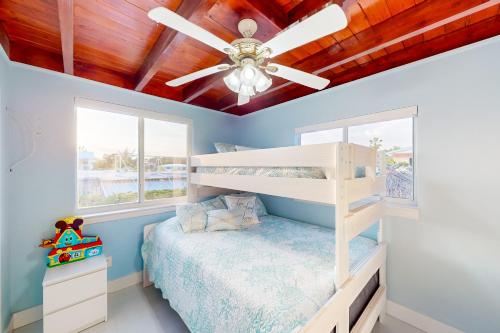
42,256,107,333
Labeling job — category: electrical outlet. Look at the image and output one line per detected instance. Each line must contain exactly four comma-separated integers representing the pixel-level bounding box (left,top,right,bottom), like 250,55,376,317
106,256,112,268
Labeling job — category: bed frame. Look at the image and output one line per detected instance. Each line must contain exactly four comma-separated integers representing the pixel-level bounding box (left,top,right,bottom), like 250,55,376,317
143,142,387,333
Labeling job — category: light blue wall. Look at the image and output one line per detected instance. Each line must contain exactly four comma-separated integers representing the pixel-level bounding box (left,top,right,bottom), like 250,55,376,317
3,34,500,333
0,48,10,333
235,37,500,332
4,63,239,314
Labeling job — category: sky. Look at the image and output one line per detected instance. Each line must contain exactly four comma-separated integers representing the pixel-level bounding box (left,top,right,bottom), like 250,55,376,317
77,107,187,158
301,118,413,150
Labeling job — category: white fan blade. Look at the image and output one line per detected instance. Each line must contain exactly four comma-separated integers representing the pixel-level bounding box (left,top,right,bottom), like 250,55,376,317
166,65,230,87
148,7,235,54
261,4,347,58
266,63,329,90
237,93,250,106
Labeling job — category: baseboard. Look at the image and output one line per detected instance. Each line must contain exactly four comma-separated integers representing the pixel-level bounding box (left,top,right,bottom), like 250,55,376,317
387,301,464,333
108,271,143,293
11,305,42,330
9,271,143,330
4,316,13,333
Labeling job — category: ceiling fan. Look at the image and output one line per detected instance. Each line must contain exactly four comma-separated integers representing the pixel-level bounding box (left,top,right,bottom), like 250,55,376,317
148,4,348,106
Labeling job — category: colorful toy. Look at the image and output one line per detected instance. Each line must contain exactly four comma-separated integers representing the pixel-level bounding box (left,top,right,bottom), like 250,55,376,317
39,217,103,267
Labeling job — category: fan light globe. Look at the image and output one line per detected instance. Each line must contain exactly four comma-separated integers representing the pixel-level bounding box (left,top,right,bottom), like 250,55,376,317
254,71,272,92
241,64,256,84
223,69,241,93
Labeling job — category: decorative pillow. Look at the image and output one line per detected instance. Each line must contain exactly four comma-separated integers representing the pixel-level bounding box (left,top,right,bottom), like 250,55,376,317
224,195,260,226
235,145,255,151
176,203,207,233
219,192,267,217
214,142,237,153
199,196,226,210
206,209,245,232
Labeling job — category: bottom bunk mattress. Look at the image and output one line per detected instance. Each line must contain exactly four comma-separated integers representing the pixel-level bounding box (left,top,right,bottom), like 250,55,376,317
142,215,377,333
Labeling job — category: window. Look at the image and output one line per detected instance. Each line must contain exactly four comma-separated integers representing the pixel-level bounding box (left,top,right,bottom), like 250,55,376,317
300,128,344,145
76,99,190,212
298,107,416,202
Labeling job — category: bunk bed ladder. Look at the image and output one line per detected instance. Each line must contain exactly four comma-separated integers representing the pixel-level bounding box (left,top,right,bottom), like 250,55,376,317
334,143,351,333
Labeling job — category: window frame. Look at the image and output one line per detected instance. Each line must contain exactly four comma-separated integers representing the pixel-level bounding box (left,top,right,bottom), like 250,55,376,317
296,106,418,206
74,98,192,216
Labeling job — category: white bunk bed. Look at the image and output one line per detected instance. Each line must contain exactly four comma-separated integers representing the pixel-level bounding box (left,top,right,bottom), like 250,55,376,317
143,142,387,333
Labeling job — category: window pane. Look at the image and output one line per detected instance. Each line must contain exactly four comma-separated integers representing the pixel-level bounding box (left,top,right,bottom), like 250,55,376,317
77,108,139,208
301,128,343,145
144,119,188,201
348,118,413,200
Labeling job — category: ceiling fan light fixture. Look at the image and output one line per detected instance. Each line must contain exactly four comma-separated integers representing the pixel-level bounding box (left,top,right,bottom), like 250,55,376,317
241,63,257,84
254,70,272,93
223,69,241,93
239,83,255,97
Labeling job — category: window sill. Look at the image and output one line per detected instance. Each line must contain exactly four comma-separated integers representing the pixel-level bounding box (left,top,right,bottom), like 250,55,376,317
82,204,177,225
385,201,419,220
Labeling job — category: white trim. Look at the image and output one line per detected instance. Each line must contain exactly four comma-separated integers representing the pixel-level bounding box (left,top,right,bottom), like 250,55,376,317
385,202,419,220
11,305,42,330
295,106,418,134
75,98,192,217
108,271,143,293
75,98,194,126
296,106,418,207
387,301,464,333
82,203,176,224
9,271,144,329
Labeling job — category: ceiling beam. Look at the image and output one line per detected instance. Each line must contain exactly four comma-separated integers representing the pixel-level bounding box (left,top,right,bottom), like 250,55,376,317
220,0,498,111
224,15,500,115
134,0,202,91
183,70,227,103
0,22,9,57
57,0,74,75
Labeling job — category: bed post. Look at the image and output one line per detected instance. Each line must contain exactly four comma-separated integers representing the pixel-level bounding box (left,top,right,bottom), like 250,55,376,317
377,150,387,323
335,143,350,333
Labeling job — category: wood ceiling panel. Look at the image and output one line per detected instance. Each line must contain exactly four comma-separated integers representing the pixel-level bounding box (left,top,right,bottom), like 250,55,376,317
73,0,175,75
468,4,500,25
9,41,63,72
223,13,500,115
1,0,498,115
357,0,392,26
344,2,372,34
384,0,415,16
0,0,61,53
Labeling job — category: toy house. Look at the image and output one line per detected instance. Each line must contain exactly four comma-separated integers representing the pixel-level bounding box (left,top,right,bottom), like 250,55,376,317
40,217,103,267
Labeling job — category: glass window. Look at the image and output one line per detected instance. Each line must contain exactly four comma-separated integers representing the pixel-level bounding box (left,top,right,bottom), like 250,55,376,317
301,128,343,145
144,118,188,201
77,104,189,211
348,118,414,200
298,116,415,201
77,108,139,208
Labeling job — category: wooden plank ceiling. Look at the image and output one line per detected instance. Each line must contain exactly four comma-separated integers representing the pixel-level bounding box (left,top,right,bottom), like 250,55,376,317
0,0,498,115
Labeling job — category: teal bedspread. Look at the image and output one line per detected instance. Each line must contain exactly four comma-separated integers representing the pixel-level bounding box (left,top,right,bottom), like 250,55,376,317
141,215,377,333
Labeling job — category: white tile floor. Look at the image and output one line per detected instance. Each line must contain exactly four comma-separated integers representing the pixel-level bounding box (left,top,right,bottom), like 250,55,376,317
15,284,424,333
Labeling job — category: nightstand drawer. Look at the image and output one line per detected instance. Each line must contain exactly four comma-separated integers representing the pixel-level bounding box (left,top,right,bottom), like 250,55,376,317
44,294,107,333
43,269,106,314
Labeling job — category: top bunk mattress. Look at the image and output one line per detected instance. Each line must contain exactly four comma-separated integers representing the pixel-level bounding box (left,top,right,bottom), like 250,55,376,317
195,166,327,179
142,215,377,333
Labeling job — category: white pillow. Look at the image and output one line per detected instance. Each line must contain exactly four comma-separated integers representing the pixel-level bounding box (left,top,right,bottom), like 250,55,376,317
224,195,260,226
176,203,207,233
206,209,245,232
